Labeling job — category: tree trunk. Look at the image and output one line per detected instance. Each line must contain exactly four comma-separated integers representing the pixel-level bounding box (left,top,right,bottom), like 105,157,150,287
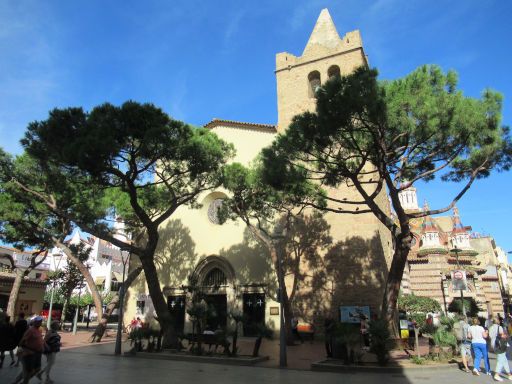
61,297,69,324
57,241,104,321
281,283,294,345
252,337,262,357
105,266,143,318
381,244,410,333
139,255,177,348
272,248,294,345
7,269,24,319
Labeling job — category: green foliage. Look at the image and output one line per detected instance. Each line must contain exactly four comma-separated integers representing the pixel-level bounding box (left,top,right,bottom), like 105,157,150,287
432,315,457,351
409,313,427,330
3,101,234,341
19,101,235,238
432,328,457,348
260,64,512,322
410,355,426,365
421,323,436,336
398,293,442,314
368,319,392,366
448,297,481,317
333,323,360,347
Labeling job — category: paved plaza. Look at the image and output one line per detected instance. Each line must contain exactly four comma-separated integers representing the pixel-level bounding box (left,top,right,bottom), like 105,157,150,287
1,340,509,384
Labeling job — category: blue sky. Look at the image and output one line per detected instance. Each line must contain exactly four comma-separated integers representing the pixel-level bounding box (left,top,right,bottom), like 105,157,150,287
1,0,511,255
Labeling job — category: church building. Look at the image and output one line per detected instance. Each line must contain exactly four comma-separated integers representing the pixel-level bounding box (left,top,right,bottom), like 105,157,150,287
399,186,505,317
124,9,393,334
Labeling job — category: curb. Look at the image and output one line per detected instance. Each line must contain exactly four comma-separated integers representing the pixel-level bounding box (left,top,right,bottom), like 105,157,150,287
311,360,455,373
124,351,269,366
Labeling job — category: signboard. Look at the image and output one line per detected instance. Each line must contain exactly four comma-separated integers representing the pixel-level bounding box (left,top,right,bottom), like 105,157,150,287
451,269,467,291
14,253,50,270
340,306,370,323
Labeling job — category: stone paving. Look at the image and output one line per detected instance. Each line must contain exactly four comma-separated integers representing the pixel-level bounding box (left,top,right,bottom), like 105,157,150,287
0,342,499,384
0,332,507,384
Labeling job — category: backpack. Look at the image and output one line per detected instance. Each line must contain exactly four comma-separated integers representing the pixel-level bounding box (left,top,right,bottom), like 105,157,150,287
45,333,61,353
454,321,468,342
490,325,502,352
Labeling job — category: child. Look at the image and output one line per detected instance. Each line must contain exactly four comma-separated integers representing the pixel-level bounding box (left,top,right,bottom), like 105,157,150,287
494,328,512,382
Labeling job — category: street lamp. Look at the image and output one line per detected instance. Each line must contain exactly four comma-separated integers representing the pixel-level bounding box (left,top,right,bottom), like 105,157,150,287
47,252,64,329
450,245,466,318
115,251,131,355
72,277,85,334
273,228,287,368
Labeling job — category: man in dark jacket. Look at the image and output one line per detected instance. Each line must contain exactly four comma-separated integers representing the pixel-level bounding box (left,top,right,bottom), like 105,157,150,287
0,315,17,368
13,313,28,367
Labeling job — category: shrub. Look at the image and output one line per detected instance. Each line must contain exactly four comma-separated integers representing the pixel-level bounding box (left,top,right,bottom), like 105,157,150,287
448,298,481,317
432,328,457,348
411,356,426,365
369,319,391,366
398,293,441,314
332,323,360,364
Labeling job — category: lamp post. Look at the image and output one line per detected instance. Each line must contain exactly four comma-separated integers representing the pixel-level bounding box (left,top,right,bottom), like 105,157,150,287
273,228,287,368
47,252,64,329
450,245,466,318
277,251,287,368
115,251,130,355
72,277,84,334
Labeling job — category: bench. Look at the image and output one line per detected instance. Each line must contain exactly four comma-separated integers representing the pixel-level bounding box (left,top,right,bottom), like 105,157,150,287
185,332,230,354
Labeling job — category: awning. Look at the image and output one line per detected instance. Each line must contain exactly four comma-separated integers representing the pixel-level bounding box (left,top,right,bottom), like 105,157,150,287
94,276,106,285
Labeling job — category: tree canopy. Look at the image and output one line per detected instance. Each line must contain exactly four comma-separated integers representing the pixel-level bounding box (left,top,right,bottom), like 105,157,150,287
262,65,511,323
7,101,234,345
398,293,442,314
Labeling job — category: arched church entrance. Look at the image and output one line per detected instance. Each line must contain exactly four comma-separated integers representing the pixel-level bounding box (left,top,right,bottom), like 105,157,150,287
194,256,235,331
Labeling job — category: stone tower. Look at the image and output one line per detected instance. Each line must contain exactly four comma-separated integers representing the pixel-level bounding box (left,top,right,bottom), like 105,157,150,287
274,9,392,316
275,9,368,133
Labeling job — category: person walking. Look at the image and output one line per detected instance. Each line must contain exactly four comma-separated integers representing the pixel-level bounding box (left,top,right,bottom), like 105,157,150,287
291,316,303,344
469,317,490,376
493,327,512,382
13,313,28,367
324,316,335,357
38,321,61,384
18,315,44,384
455,316,473,373
490,317,504,353
0,315,17,368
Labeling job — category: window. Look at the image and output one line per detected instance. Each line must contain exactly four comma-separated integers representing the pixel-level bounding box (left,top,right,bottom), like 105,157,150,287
203,268,227,287
35,273,42,279
327,65,340,79
308,71,321,98
111,281,121,292
136,300,145,314
207,199,224,224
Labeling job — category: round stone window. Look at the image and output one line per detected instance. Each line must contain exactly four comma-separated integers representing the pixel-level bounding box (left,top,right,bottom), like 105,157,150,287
207,199,224,224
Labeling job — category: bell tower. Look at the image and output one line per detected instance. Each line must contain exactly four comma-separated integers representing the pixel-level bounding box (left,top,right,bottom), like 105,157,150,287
275,9,369,133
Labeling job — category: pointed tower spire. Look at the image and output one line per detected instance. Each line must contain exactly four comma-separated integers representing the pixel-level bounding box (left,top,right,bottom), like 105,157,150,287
420,201,441,249
451,205,465,234
421,201,437,233
303,9,342,55
451,205,472,249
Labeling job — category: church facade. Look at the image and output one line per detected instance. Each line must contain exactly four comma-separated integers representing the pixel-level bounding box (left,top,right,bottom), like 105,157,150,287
124,9,393,334
399,186,506,318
